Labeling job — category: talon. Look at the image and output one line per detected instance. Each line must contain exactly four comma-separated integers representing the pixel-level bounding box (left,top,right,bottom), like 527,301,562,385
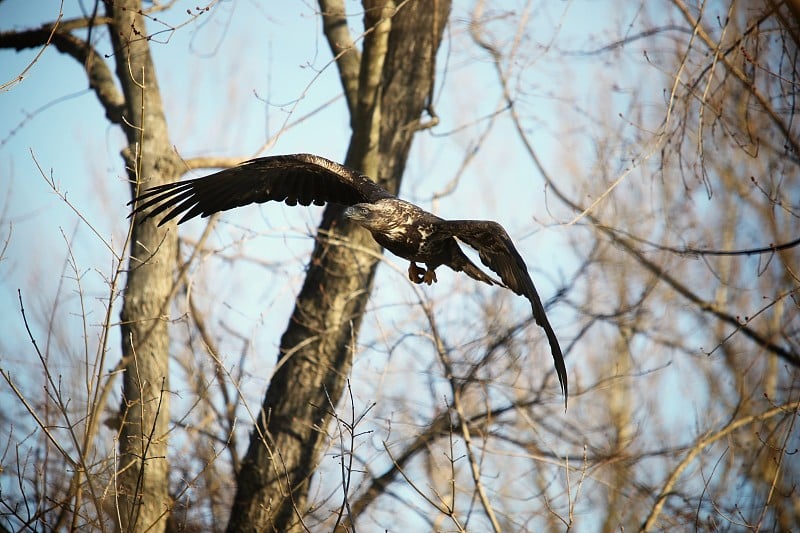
422,269,437,285
408,263,425,284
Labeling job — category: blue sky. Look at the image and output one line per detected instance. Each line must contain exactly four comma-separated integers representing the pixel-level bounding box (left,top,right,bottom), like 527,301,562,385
1,1,615,366
0,0,679,447
0,1,727,529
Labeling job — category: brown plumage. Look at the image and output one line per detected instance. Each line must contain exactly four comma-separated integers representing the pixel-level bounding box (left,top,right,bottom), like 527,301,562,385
129,153,567,405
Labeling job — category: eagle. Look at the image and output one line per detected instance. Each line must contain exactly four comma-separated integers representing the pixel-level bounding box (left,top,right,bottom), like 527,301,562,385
129,153,567,404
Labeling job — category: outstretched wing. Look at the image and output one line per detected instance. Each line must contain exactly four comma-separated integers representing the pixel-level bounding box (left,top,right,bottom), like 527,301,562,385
440,220,567,404
129,153,394,225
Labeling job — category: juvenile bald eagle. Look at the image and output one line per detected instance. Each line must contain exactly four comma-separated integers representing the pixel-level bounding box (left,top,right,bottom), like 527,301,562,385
129,153,567,403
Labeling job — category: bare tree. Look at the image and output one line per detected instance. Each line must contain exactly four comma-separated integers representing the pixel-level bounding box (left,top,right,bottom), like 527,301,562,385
226,1,452,531
1,1,798,532
482,0,800,529
1,1,181,530
107,2,182,530
2,0,454,531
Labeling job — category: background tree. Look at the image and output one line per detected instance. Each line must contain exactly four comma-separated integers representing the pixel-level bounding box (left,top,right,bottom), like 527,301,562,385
107,2,181,529
1,1,798,532
227,1,452,531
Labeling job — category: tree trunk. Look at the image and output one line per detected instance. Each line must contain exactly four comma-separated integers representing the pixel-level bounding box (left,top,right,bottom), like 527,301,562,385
226,1,452,531
107,1,181,531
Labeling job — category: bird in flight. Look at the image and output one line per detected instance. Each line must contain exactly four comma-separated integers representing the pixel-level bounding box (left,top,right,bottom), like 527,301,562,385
129,153,567,405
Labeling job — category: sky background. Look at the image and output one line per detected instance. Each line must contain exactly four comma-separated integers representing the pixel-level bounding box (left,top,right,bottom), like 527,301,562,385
1,0,634,375
0,1,735,530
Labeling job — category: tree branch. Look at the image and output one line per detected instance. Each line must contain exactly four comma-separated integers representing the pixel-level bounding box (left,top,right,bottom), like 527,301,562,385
318,0,361,119
0,24,125,124
640,400,800,531
471,10,800,370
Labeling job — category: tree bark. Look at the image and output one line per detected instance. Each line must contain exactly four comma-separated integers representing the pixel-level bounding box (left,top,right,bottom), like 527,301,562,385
107,1,181,531
226,1,452,531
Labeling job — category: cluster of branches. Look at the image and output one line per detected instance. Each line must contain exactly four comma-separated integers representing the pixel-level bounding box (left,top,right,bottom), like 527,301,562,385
0,1,798,532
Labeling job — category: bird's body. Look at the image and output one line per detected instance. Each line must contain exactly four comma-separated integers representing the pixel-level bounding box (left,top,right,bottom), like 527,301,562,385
349,198,439,258
129,153,567,404
344,199,502,287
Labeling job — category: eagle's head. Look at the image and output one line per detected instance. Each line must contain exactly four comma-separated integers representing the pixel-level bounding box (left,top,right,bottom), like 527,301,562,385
342,203,374,222
344,199,417,234
343,202,393,232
